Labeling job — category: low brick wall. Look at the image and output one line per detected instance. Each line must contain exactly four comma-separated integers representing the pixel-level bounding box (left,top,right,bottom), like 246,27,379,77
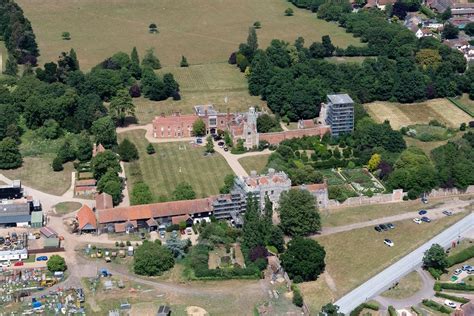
327,185,474,209
260,126,330,145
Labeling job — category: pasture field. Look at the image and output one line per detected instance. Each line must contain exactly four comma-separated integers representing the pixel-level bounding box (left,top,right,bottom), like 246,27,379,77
118,130,234,200
314,212,466,299
2,155,73,196
18,0,362,69
364,99,471,130
135,63,266,123
238,154,271,174
459,93,474,114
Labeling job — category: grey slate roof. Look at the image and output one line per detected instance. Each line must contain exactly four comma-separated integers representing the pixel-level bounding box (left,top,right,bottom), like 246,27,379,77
327,94,354,105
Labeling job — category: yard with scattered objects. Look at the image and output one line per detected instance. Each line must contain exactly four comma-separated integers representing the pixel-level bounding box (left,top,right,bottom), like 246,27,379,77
18,0,362,69
238,154,271,174
364,99,471,129
119,130,234,200
135,63,266,123
312,212,466,301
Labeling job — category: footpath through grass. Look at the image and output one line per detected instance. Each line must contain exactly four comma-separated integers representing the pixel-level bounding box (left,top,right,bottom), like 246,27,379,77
119,130,234,200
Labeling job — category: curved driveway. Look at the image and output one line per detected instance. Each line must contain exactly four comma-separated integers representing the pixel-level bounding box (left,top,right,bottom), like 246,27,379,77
335,212,474,314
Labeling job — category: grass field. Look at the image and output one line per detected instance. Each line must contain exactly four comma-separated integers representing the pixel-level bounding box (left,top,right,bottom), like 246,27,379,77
119,130,234,200
135,63,266,123
364,99,472,130
2,156,73,196
53,201,82,216
459,93,474,114
320,169,346,185
380,271,423,299
320,198,449,227
0,41,6,73
315,212,466,298
238,154,271,174
18,0,362,70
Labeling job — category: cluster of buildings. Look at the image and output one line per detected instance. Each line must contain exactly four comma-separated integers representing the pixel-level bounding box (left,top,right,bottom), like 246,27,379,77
152,94,355,148
0,181,43,228
75,170,328,235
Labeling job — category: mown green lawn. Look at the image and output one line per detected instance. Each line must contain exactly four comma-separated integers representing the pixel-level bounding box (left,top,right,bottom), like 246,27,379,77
119,130,234,200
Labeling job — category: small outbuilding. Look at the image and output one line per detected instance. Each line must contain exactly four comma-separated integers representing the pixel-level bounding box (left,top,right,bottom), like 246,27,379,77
157,305,171,316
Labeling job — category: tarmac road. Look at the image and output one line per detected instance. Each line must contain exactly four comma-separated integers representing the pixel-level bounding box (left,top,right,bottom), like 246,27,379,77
335,212,474,314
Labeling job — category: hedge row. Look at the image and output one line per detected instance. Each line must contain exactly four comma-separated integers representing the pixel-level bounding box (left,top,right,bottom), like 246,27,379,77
349,302,379,316
411,306,422,315
447,97,474,117
435,292,470,303
388,306,397,316
435,282,474,292
422,299,452,314
447,245,474,267
291,284,304,307
428,267,443,280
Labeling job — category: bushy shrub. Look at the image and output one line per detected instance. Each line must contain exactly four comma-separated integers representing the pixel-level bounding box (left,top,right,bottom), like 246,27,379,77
428,267,443,280
435,282,474,291
350,302,379,316
435,292,469,303
388,306,397,316
422,299,452,314
447,245,474,267
292,285,303,307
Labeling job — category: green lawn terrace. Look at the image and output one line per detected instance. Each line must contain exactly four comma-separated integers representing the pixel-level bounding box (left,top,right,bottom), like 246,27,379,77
319,168,385,197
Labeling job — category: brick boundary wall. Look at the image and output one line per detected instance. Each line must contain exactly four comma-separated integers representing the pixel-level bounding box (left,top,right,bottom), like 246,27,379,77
259,126,331,145
327,185,474,209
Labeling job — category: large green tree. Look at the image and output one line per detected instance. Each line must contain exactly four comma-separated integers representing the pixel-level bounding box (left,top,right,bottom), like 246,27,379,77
76,132,93,162
91,116,117,149
0,137,22,169
47,255,67,272
281,237,326,282
91,150,121,180
423,244,448,271
131,182,154,205
141,48,161,69
109,89,135,126
134,240,174,276
117,138,139,162
192,119,206,137
278,189,321,236
172,182,196,200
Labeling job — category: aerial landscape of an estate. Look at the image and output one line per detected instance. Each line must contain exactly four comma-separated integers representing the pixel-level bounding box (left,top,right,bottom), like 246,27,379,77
0,0,474,314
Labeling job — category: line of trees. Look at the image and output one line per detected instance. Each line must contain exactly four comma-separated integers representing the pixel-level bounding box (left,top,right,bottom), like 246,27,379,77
231,8,472,121
0,0,39,70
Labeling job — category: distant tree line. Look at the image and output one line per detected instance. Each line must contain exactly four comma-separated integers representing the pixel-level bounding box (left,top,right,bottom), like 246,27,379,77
0,0,39,68
231,7,472,121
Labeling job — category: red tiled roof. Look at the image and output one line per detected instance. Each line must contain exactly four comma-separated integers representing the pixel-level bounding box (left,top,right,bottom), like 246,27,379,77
301,119,316,129
95,192,113,210
76,205,97,230
146,218,158,226
98,198,211,224
115,223,126,233
377,0,396,5
172,214,191,225
75,186,96,192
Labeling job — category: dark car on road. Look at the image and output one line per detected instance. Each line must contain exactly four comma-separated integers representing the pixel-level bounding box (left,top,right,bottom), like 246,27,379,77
374,226,382,232
442,210,453,216
421,216,431,223
418,210,427,215
387,223,395,229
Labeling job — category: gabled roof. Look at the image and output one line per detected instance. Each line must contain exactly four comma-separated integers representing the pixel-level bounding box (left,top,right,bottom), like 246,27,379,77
40,226,58,238
76,205,97,230
98,198,212,224
172,214,191,225
95,192,113,210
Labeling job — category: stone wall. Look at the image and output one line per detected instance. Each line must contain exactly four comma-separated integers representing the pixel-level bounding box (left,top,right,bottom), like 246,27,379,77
326,185,474,209
259,126,331,145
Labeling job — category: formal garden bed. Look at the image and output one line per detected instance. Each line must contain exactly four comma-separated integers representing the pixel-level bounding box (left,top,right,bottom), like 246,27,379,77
340,168,385,195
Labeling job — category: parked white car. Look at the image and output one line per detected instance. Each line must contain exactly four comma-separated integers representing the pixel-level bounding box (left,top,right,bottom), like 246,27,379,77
454,268,462,275
444,300,456,308
384,239,394,247
413,218,422,224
